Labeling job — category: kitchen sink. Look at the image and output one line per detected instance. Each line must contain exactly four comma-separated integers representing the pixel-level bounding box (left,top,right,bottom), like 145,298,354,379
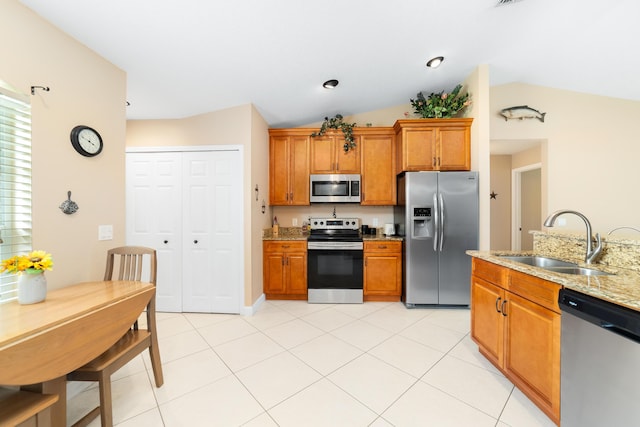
497,255,613,276
497,255,578,268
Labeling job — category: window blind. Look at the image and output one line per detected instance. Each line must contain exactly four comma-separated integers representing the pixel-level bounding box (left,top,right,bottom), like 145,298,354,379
0,87,32,301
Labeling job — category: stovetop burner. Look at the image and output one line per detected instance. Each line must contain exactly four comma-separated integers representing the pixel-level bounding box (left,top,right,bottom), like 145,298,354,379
308,217,361,241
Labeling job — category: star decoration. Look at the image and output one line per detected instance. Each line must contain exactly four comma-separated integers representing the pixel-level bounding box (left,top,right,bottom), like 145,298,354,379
490,191,498,199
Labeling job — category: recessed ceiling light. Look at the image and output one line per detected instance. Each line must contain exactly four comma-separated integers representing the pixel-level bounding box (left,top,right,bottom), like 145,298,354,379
323,79,339,89
426,56,444,68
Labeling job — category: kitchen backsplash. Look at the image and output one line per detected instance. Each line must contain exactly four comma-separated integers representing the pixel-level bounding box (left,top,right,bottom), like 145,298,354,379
532,231,640,272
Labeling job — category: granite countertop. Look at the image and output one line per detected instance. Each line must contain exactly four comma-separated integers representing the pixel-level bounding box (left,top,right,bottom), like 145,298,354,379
262,227,403,242
467,250,640,312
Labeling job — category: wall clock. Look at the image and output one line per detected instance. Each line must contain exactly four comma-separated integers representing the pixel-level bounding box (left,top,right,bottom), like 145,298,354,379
70,125,103,157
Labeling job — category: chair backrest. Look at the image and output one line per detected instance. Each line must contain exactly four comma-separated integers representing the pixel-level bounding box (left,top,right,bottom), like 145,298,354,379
104,246,157,285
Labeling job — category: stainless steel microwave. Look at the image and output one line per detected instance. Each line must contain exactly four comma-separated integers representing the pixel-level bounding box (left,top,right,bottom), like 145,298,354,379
310,174,361,203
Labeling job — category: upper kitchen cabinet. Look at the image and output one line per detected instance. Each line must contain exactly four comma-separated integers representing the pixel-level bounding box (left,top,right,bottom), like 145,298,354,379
269,129,310,206
394,118,473,172
359,128,396,205
309,131,360,174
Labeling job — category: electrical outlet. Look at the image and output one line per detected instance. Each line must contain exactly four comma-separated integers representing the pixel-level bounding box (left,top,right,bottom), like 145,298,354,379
292,218,298,226
372,218,379,227
98,225,113,240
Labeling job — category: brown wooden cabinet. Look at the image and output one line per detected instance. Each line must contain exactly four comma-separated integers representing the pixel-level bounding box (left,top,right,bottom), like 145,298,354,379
309,131,360,174
359,128,396,205
269,130,310,206
363,240,402,301
263,241,307,300
394,118,472,172
470,258,561,425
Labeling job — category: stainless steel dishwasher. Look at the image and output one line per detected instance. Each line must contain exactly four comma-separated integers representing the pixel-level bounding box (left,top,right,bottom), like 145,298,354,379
559,288,640,427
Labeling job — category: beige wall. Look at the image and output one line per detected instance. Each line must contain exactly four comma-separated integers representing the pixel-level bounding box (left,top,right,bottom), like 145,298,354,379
491,83,640,235
2,1,127,289
490,155,512,249
126,104,271,308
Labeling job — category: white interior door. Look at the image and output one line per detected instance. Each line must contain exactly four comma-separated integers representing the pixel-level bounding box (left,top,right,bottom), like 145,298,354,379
182,150,242,313
126,152,183,312
126,148,243,314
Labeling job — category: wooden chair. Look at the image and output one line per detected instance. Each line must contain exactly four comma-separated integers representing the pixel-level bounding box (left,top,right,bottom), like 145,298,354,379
67,246,163,427
0,387,58,427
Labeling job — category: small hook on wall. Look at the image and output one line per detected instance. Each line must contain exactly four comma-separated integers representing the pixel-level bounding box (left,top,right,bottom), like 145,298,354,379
30,86,50,95
255,184,259,201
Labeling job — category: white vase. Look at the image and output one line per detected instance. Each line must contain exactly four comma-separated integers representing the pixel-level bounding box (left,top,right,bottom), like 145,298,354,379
17,271,47,304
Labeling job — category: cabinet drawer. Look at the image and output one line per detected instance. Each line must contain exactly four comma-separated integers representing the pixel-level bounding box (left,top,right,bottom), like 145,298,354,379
364,241,402,253
509,270,561,313
264,241,307,252
472,258,508,288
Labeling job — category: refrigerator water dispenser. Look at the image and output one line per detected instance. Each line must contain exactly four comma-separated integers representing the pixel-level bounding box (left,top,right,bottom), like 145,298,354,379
412,207,433,239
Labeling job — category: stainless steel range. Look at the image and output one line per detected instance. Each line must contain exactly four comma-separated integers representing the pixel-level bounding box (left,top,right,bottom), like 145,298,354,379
307,217,363,304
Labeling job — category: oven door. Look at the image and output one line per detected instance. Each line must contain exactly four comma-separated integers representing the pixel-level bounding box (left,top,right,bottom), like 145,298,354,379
307,241,363,303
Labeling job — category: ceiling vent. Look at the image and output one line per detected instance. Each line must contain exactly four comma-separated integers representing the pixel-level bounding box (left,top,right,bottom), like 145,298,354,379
496,0,524,6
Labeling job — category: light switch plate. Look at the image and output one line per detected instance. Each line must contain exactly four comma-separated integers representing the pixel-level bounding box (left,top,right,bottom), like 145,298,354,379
292,218,298,226
98,225,113,240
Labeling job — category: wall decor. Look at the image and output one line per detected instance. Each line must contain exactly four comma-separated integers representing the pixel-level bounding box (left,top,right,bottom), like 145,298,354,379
490,191,498,199
410,84,471,118
59,191,79,214
310,114,357,152
500,105,546,122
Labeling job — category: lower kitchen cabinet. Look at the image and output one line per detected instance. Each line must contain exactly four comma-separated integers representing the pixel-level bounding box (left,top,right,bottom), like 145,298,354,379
363,241,402,301
471,258,561,425
263,241,307,300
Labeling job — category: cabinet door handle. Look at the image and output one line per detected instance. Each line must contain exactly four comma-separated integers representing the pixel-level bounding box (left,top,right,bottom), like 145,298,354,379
501,299,508,317
433,156,437,167
495,297,502,313
163,240,168,244
194,240,198,244
282,245,290,248
378,245,387,249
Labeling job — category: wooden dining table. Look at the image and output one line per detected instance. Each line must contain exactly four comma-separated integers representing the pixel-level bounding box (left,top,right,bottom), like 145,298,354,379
0,280,155,426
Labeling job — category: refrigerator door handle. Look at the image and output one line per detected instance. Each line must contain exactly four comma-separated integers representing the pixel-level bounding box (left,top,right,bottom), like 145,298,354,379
438,192,445,252
433,193,439,251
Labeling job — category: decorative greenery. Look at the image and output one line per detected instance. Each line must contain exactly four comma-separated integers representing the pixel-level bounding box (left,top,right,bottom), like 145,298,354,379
1,250,53,274
410,84,471,119
310,114,357,152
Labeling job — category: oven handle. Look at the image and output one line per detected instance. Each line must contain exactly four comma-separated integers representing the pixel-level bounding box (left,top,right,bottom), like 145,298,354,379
308,242,364,251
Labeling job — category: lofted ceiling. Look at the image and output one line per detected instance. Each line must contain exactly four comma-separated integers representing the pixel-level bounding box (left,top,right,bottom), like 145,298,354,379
20,0,640,128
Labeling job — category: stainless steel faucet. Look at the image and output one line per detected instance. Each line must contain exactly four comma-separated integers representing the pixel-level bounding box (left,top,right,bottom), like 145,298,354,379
543,210,602,264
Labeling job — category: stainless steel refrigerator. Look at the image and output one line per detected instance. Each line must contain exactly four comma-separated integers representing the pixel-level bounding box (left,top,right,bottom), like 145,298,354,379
394,171,479,306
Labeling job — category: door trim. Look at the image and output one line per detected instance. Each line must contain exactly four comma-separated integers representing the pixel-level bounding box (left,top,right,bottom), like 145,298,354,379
127,145,240,153
511,162,541,251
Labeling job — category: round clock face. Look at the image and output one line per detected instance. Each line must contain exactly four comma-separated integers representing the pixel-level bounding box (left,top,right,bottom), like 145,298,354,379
70,125,103,157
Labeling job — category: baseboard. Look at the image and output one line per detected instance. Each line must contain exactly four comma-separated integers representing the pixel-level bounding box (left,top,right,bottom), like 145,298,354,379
240,293,265,316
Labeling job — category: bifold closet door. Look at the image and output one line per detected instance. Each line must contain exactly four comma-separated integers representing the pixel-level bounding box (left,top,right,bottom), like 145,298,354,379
181,150,242,314
126,150,242,314
127,152,183,312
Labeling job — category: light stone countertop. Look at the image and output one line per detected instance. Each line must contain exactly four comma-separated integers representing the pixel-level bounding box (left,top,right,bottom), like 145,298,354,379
467,250,640,313
262,227,403,242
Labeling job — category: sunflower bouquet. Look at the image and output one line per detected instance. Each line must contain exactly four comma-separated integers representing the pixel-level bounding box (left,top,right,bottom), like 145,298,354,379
1,250,54,274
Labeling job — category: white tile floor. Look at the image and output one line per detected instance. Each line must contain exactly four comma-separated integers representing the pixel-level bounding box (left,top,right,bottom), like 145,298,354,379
67,301,557,426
